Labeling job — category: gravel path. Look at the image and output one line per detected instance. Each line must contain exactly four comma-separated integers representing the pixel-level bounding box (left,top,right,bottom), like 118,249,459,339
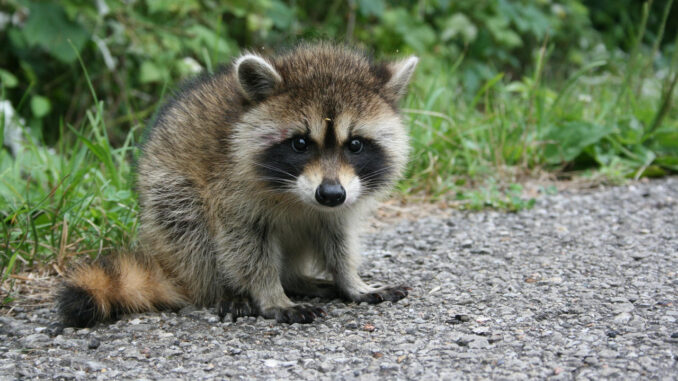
2,178,677,380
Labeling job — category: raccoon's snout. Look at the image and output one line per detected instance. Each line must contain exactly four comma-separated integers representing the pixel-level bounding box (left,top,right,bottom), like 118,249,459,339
315,181,346,207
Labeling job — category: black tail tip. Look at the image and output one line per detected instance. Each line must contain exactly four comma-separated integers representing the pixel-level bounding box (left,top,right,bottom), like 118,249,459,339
56,283,102,328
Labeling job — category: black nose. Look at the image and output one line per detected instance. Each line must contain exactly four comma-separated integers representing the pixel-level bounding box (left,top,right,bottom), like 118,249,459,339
315,182,346,207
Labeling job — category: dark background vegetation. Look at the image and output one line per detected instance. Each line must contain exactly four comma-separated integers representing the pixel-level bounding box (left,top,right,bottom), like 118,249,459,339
1,0,675,143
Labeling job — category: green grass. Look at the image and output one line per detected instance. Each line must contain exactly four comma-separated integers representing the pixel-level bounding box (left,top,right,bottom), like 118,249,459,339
1,8,677,285
400,3,678,203
0,103,138,287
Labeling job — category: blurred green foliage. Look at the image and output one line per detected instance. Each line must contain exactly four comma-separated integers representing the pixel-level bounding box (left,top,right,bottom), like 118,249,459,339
0,0,672,144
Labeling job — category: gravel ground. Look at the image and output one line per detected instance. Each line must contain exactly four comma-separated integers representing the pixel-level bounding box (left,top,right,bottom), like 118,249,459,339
1,178,677,380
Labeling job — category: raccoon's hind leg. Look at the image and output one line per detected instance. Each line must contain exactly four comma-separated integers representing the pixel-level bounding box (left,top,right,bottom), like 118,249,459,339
215,220,326,324
279,251,341,299
282,276,342,300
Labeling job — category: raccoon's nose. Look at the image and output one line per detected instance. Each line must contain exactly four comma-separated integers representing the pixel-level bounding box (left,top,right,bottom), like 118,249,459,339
315,181,346,207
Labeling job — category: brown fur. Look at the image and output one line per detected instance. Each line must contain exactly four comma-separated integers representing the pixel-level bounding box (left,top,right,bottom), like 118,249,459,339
58,42,418,326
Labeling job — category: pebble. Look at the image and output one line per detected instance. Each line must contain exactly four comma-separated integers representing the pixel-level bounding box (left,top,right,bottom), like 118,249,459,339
20,333,50,347
88,338,101,349
613,312,632,324
611,302,634,314
380,363,400,371
468,338,490,349
84,360,106,371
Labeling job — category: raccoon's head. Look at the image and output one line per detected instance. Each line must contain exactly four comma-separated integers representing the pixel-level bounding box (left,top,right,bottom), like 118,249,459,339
232,44,417,210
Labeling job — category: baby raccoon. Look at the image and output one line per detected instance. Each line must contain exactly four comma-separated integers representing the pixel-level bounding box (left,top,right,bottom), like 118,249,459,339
58,43,418,327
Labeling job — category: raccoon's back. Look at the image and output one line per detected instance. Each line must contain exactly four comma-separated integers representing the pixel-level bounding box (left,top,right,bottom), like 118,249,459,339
140,66,245,176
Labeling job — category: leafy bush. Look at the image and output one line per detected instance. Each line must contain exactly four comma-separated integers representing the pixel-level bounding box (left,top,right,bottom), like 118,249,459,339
0,0,644,143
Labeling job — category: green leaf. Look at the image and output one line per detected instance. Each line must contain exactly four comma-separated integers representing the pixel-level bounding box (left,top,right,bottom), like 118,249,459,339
30,95,51,118
381,8,436,51
145,0,200,15
185,25,233,56
403,26,437,51
654,156,678,171
440,13,477,43
542,121,615,164
486,16,522,48
21,1,89,63
357,0,385,17
0,69,18,88
651,128,678,151
267,1,295,29
139,61,165,84
636,165,666,178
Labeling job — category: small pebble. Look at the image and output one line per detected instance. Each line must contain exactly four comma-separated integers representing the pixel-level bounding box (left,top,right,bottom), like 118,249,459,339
88,338,101,349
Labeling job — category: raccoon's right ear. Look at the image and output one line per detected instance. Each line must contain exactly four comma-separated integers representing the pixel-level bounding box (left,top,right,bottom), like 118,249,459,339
235,54,282,102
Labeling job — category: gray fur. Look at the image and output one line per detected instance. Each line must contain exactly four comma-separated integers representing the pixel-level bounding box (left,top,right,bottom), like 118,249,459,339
134,43,418,323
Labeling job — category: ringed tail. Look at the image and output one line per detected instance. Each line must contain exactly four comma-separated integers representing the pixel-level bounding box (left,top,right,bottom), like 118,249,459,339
57,252,187,327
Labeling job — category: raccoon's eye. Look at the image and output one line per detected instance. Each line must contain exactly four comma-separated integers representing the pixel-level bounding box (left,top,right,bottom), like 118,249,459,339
348,138,364,154
291,136,309,152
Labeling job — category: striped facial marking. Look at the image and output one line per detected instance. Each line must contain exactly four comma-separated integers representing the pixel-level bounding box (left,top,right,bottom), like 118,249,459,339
256,115,393,208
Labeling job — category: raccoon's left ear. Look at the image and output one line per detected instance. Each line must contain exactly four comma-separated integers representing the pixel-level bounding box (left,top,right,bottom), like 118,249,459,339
384,56,419,102
235,54,282,102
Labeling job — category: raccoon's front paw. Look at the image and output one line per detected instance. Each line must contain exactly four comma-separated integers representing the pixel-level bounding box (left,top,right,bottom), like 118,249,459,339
218,297,258,322
265,305,326,324
355,285,410,304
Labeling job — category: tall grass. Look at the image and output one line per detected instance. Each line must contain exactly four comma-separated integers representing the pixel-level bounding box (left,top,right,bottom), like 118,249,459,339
0,103,138,298
401,2,677,202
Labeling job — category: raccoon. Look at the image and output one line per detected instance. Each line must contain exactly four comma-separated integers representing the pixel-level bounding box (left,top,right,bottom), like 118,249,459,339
57,43,418,327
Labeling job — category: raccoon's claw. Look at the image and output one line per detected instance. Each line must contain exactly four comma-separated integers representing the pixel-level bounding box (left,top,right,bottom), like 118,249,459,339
218,297,257,322
359,285,410,304
272,305,326,324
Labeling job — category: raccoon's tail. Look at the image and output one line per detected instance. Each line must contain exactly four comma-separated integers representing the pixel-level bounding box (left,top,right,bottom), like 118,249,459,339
57,252,187,327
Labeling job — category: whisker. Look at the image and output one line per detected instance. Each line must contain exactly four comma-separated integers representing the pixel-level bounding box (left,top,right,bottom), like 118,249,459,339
357,165,397,181
252,162,299,179
356,162,397,175
257,178,298,187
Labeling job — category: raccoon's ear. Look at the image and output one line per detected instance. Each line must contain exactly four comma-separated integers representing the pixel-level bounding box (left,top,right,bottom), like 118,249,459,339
235,54,282,102
384,56,419,102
